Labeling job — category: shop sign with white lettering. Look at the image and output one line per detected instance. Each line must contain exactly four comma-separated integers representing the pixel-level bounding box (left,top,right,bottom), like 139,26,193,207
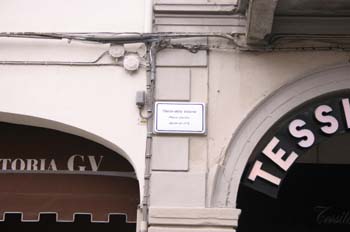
154,102,206,134
0,122,137,178
0,122,139,222
242,91,350,198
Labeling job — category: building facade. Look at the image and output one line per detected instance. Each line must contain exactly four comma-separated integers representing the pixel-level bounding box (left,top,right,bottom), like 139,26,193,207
0,1,150,231
1,0,350,232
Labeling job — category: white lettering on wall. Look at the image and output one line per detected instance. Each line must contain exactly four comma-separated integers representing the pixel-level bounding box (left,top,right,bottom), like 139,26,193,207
262,137,299,171
248,97,350,191
248,160,281,185
0,155,104,172
26,159,39,171
0,159,11,170
88,155,104,172
68,155,85,171
289,119,315,148
11,159,25,170
40,159,46,171
315,105,339,134
47,160,58,171
342,98,350,129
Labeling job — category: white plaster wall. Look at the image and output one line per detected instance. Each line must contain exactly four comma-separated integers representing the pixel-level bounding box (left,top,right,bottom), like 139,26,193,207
0,38,110,62
0,0,146,32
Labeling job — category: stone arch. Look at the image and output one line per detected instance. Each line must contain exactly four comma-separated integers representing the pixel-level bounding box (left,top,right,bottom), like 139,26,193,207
212,64,350,208
0,111,136,173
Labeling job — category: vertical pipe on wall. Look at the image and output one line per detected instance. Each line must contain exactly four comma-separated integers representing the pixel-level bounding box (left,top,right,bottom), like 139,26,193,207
140,42,157,232
140,1,154,231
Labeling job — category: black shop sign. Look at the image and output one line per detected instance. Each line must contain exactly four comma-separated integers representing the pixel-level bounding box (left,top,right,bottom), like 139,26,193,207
242,91,350,197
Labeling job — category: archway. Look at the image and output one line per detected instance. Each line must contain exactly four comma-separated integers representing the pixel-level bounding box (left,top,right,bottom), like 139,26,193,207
237,90,350,231
212,64,350,208
238,149,350,232
0,121,139,232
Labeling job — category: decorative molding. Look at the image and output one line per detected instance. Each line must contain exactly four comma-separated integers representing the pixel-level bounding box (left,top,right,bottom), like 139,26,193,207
149,207,240,227
154,3,239,14
154,0,240,14
154,14,246,33
153,0,246,33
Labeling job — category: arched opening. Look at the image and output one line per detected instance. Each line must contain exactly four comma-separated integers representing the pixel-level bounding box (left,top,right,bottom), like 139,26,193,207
0,122,139,232
237,90,350,232
238,134,350,232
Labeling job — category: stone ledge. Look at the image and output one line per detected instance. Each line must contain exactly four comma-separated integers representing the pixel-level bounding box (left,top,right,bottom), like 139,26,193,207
154,0,239,14
149,207,240,227
154,4,238,14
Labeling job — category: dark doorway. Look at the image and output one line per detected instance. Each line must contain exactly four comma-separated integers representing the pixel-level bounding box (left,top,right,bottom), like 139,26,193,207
0,214,136,232
237,163,350,232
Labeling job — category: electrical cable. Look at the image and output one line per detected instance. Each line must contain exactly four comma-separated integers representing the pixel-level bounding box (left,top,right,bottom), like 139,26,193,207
0,51,124,66
0,32,243,47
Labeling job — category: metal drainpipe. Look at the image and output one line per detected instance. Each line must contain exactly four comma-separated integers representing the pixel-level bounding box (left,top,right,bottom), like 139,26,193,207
140,42,157,232
140,0,154,230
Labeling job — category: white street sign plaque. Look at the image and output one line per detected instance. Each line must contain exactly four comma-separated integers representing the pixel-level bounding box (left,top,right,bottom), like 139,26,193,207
154,102,206,134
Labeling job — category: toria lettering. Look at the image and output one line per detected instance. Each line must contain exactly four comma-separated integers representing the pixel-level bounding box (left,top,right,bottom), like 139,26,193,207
0,155,104,172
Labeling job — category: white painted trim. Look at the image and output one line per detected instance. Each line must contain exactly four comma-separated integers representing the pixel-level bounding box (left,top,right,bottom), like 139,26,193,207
211,64,350,207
